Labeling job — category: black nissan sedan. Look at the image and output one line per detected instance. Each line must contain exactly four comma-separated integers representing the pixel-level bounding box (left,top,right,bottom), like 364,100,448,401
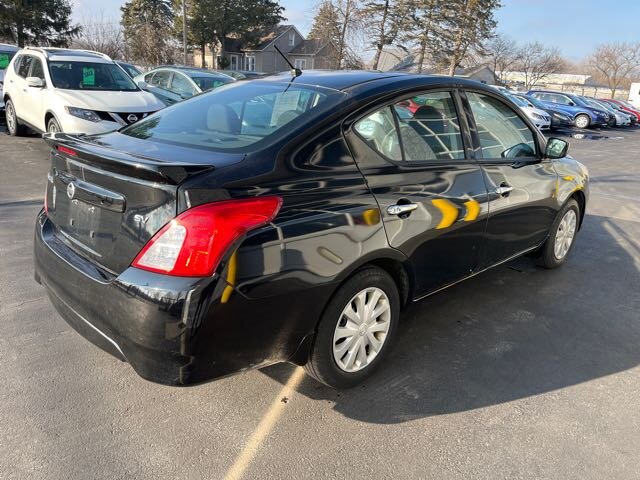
34,71,589,389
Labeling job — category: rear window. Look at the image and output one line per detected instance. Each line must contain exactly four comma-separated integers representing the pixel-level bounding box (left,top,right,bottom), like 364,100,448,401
121,82,344,152
0,50,16,70
191,76,233,92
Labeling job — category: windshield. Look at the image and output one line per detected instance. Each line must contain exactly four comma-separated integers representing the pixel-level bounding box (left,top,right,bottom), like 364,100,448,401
0,50,16,70
523,95,544,109
49,61,138,91
119,63,141,78
192,76,234,92
121,81,344,152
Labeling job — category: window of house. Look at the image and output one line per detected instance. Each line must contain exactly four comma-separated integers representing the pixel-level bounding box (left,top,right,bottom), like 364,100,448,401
466,92,537,159
294,58,306,70
288,32,295,47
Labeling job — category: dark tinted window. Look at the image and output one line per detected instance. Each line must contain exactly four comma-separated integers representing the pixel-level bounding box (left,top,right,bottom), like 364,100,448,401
191,76,233,92
17,55,34,78
467,92,536,159
122,82,342,152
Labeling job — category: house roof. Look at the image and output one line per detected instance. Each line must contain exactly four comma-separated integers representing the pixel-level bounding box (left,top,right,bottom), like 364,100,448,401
245,24,302,52
288,39,333,56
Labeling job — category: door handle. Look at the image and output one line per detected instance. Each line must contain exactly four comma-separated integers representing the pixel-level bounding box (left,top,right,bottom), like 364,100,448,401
387,203,418,216
494,185,514,196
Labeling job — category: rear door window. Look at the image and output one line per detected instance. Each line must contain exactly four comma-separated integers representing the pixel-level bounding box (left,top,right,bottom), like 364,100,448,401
150,71,171,89
17,55,34,78
466,92,537,159
392,91,465,161
354,106,402,161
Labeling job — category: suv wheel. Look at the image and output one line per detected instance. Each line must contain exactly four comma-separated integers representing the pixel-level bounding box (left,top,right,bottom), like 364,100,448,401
305,266,400,388
536,199,580,269
47,117,61,133
574,114,590,129
5,100,26,136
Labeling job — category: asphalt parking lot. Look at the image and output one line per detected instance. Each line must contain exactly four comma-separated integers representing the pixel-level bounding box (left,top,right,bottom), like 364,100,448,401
0,119,638,480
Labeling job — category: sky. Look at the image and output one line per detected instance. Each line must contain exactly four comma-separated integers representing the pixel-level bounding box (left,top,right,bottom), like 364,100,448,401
72,0,640,61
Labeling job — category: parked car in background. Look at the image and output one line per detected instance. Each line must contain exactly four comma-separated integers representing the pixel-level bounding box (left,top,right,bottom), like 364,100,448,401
517,94,574,130
220,70,268,80
3,48,165,135
505,93,551,130
629,82,640,109
134,67,235,106
34,72,588,389
528,90,611,129
582,97,630,127
116,61,142,79
598,98,640,123
0,43,19,110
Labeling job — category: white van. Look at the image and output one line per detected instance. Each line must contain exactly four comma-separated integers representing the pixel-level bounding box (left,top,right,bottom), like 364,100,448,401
628,82,640,109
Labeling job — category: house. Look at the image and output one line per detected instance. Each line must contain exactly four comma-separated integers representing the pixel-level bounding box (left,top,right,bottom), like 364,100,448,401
454,65,499,85
194,25,338,74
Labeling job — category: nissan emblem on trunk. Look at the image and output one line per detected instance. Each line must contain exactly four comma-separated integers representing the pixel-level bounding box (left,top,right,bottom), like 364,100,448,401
127,114,139,123
66,182,76,200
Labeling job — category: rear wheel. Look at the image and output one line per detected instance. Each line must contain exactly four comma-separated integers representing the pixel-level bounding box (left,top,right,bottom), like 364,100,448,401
5,100,26,136
574,114,590,129
536,199,580,269
305,266,400,389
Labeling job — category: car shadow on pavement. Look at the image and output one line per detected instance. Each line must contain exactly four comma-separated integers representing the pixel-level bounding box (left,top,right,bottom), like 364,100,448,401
261,214,640,424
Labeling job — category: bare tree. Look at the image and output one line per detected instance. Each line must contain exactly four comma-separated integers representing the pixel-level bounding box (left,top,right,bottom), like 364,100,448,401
484,34,520,83
515,42,565,90
72,15,124,59
587,42,640,98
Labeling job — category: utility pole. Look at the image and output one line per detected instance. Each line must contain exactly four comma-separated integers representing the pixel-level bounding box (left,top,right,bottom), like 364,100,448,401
182,0,188,65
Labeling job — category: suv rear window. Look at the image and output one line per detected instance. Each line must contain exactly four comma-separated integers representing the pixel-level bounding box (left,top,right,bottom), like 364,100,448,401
122,82,343,152
0,50,15,70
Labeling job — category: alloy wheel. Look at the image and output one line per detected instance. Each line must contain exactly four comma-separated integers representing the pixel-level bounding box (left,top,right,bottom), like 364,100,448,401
6,102,16,133
575,115,589,129
332,287,391,373
554,209,577,260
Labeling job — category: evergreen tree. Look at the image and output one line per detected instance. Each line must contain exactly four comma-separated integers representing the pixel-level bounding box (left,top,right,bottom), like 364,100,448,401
121,0,175,65
439,0,500,76
308,1,342,47
402,0,447,74
0,0,80,47
362,0,411,70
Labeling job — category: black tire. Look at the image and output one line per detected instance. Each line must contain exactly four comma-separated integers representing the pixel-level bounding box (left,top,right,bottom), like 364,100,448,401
536,199,580,269
5,99,26,136
574,114,590,129
305,266,400,389
47,117,61,133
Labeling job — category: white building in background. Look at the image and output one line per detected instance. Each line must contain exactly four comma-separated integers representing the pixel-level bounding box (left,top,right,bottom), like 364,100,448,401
499,71,628,99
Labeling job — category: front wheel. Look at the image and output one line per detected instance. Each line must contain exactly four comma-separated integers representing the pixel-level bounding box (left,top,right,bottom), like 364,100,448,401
5,100,26,136
536,199,580,269
47,117,61,133
574,114,590,129
305,266,400,389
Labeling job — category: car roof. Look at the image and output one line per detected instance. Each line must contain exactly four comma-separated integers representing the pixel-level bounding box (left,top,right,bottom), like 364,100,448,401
151,66,234,79
0,43,19,52
259,70,410,91
23,47,113,63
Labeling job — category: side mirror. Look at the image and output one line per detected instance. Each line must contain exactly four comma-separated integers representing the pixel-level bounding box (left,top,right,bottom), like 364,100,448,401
545,137,569,159
137,80,148,90
26,77,44,88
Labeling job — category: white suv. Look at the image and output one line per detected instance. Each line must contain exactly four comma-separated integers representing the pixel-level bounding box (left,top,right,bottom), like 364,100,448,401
3,47,165,135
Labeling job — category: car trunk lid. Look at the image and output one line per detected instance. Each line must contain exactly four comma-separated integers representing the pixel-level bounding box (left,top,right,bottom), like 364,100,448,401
43,132,243,275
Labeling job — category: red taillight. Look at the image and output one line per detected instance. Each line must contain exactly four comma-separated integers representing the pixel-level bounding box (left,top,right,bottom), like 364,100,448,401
131,196,282,277
56,145,77,157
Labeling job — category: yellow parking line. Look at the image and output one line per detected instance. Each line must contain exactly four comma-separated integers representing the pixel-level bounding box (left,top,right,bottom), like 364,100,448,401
463,199,480,221
431,198,459,229
224,367,306,480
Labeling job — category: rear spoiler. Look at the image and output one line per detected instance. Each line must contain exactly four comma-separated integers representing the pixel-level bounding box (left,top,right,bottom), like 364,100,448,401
43,133,214,184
